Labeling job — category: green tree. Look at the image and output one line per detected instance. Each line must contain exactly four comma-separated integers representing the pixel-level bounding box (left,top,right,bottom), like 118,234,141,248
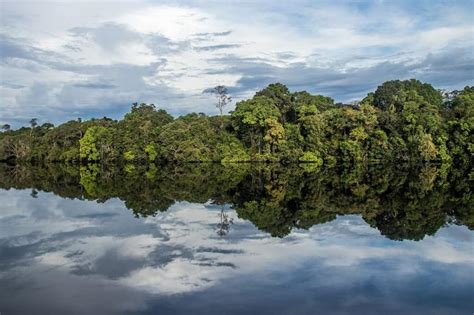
79,126,115,161
368,79,443,111
445,86,474,168
263,118,286,154
256,83,291,123
231,96,280,154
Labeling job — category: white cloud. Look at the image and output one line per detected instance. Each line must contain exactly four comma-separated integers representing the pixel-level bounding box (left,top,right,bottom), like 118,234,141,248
0,1,473,127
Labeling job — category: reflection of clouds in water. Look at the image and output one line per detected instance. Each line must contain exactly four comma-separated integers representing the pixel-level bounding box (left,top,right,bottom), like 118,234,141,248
0,189,473,313
1,260,150,315
0,191,100,239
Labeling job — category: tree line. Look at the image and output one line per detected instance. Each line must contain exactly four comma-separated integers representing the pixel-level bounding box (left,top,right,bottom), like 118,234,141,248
0,79,473,168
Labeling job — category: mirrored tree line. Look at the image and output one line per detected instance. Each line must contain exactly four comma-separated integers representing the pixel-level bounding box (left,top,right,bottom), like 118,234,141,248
0,162,471,241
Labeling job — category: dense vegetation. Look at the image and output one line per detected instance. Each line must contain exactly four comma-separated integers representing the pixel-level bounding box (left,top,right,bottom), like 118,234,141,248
0,162,471,240
1,79,472,168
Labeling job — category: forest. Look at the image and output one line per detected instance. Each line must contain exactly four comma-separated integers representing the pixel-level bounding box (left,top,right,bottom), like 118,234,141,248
0,79,473,169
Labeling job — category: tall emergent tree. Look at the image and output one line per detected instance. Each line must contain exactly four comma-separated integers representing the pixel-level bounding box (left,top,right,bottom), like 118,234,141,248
213,85,232,127
29,118,38,137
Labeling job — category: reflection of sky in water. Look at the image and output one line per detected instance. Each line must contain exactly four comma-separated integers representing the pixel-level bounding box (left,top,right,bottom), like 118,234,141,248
0,189,472,315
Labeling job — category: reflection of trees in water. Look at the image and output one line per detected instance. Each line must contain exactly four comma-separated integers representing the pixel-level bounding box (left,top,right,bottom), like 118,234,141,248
30,189,38,198
0,162,471,241
216,205,233,236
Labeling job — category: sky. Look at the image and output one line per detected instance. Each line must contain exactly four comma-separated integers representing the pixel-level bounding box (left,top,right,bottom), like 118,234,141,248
0,0,473,128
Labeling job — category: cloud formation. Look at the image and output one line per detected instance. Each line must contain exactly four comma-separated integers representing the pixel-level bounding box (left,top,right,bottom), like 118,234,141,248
0,189,472,314
0,0,473,127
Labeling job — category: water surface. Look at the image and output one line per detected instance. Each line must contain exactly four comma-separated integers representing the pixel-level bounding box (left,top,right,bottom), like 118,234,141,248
0,163,472,314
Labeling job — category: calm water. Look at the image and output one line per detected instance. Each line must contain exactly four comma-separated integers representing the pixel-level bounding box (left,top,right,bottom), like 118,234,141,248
0,163,472,314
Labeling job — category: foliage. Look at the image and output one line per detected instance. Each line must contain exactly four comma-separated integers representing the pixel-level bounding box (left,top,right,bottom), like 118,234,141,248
0,79,471,167
368,79,443,111
79,126,115,161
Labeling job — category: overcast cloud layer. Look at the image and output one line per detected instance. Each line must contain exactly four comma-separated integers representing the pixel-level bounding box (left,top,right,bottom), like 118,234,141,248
1,0,473,127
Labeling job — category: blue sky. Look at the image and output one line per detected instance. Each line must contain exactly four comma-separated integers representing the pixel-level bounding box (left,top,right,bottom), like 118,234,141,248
1,0,473,127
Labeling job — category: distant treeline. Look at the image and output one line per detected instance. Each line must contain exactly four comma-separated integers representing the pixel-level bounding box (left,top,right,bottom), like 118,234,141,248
0,162,471,240
1,79,473,167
